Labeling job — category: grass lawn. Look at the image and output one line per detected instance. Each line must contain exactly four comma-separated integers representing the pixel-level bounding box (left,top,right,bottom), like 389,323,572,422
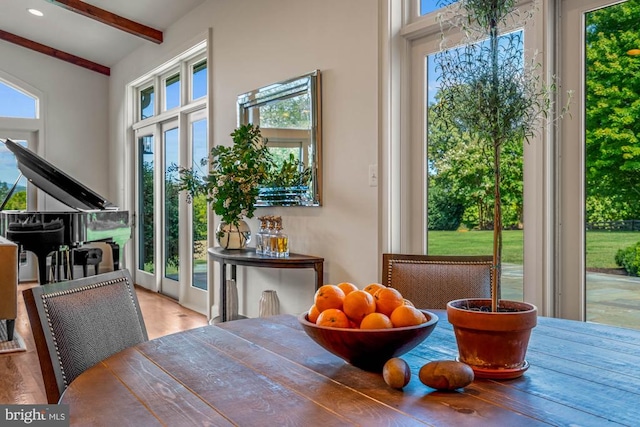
427,230,640,269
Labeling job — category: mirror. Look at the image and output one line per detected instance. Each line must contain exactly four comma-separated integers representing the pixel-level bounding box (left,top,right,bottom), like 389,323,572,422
238,70,322,206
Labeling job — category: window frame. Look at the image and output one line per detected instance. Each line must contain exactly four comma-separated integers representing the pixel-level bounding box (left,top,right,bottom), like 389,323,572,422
127,40,209,314
384,0,555,315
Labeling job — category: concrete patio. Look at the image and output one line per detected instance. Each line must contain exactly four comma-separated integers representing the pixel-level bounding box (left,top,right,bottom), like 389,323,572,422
502,264,640,331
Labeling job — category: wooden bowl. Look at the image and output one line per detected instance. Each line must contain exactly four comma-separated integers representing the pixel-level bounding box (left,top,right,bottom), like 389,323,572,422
298,310,438,372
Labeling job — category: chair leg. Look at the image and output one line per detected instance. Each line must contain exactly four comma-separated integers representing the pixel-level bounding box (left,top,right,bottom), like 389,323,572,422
6,319,15,341
38,255,49,285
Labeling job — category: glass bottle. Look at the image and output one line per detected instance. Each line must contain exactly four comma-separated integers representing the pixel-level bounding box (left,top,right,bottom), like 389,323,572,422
269,216,280,257
255,216,268,255
264,216,276,257
276,218,289,258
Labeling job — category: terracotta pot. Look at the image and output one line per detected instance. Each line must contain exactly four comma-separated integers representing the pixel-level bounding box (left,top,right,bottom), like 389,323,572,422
446,299,537,379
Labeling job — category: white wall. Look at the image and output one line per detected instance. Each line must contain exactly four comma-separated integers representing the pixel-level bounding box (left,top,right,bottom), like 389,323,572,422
0,41,110,204
109,0,380,317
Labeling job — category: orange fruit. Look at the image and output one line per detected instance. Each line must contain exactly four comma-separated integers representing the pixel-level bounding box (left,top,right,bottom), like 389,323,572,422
343,290,376,323
337,282,359,296
390,305,427,327
363,283,384,296
308,304,320,323
316,308,349,328
360,312,393,329
404,299,414,307
314,284,345,312
374,287,404,316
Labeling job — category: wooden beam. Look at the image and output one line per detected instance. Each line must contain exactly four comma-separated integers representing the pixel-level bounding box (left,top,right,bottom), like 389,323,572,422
0,29,110,76
48,0,163,44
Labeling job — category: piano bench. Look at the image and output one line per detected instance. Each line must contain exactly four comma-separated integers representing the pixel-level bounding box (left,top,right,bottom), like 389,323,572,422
73,247,103,277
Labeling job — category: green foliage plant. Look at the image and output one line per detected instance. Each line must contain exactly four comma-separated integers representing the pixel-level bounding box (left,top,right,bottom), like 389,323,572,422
615,241,640,276
435,0,569,311
427,185,465,230
176,124,273,227
585,1,640,219
263,153,312,189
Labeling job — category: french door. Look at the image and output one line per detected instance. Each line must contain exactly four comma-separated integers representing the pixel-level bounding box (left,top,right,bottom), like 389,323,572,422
405,1,547,309
134,110,208,309
560,0,640,329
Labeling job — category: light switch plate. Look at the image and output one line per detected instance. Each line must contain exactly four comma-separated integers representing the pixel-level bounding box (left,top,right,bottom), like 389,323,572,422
369,164,378,187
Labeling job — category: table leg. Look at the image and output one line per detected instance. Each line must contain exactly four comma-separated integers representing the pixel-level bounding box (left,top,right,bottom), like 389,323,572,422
220,261,227,322
314,261,323,290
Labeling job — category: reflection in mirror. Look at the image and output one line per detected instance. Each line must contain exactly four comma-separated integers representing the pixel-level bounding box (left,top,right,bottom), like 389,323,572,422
238,70,321,206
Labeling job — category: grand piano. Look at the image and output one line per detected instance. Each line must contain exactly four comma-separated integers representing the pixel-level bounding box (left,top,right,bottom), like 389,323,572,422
0,138,131,284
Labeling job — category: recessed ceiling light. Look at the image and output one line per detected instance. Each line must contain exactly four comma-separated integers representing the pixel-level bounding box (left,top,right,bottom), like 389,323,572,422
27,9,44,17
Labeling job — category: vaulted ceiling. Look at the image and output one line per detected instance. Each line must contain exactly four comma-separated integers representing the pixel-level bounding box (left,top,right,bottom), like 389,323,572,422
0,0,207,76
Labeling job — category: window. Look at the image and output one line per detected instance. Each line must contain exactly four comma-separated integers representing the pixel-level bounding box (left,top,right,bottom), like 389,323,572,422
0,80,37,119
387,0,544,311
164,72,180,111
0,139,28,210
0,78,40,212
192,59,207,100
137,134,155,274
420,0,451,16
138,56,207,118
140,85,155,120
190,115,208,290
560,0,640,326
130,44,208,305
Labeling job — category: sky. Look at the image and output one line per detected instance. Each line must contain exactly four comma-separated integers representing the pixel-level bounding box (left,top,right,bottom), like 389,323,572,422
0,82,36,118
0,81,36,185
0,142,27,188
421,0,443,16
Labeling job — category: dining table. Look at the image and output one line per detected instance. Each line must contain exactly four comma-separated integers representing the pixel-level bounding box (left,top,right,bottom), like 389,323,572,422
59,310,640,426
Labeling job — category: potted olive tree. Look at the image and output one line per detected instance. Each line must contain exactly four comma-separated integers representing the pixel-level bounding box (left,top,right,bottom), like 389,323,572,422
434,0,568,378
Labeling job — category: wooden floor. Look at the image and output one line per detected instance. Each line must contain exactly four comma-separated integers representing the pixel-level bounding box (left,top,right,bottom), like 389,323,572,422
0,281,208,405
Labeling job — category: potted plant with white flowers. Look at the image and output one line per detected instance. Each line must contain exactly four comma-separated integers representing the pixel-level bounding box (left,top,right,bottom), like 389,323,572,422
176,124,272,249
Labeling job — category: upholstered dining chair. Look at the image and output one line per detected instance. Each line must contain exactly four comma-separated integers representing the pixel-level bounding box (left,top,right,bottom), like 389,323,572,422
381,254,495,309
23,269,148,403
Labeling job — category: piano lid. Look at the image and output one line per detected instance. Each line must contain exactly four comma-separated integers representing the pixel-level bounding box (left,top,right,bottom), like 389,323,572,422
3,138,116,211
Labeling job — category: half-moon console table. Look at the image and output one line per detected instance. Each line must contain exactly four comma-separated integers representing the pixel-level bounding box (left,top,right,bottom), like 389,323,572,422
208,247,324,322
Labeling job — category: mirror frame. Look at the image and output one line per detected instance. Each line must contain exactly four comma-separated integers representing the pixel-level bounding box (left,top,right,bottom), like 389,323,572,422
237,70,322,206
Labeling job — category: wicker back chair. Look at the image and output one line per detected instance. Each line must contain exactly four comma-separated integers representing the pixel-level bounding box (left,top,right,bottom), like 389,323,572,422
23,269,148,403
381,254,495,309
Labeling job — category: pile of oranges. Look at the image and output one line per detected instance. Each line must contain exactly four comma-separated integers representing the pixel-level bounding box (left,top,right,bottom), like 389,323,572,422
308,282,427,329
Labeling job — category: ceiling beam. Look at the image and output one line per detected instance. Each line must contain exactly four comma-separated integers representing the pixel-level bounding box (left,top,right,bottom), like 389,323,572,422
48,0,163,44
0,29,110,76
